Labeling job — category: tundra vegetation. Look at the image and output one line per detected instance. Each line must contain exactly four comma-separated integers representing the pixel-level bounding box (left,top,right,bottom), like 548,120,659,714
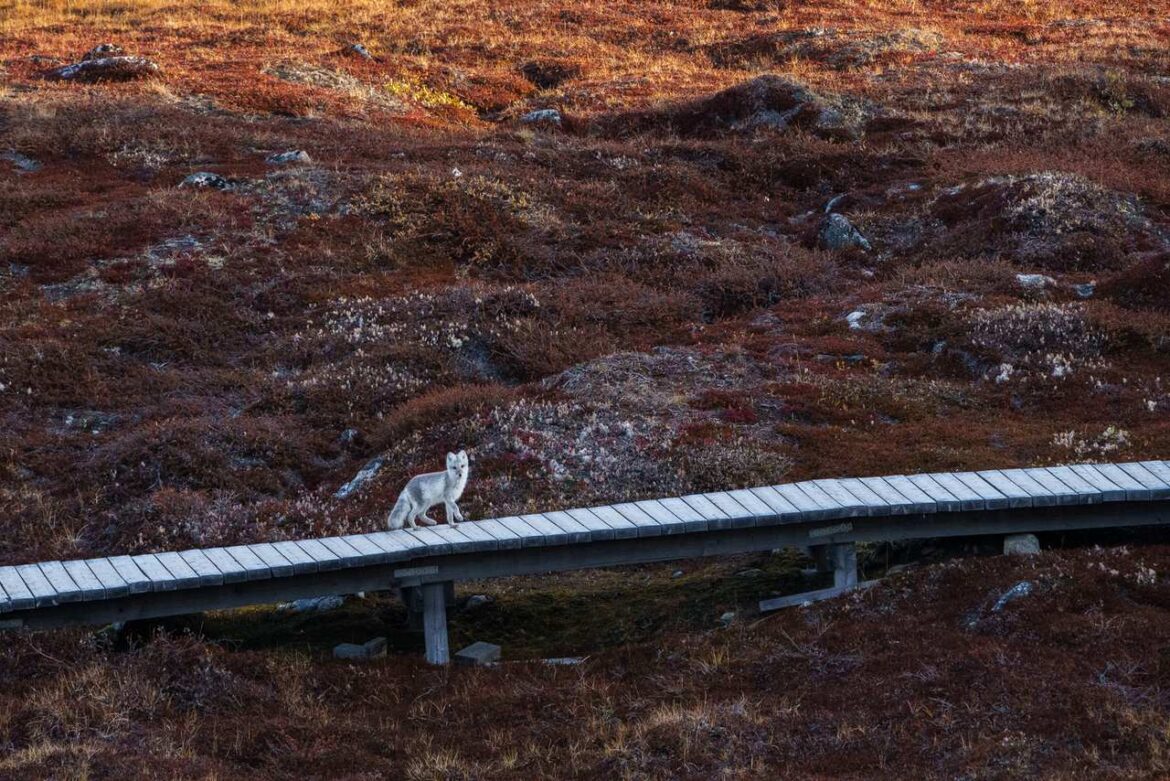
1,0,1169,776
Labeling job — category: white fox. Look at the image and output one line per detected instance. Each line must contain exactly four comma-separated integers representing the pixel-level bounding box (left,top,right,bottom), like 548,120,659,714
386,451,470,531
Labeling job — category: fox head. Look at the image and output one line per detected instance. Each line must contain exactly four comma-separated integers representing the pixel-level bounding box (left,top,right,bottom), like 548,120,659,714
446,450,469,480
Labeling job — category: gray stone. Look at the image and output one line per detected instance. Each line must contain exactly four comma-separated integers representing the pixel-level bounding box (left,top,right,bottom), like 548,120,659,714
671,569,684,578
49,55,160,82
343,43,374,60
278,595,345,613
83,43,124,61
464,594,494,609
1016,273,1056,290
1004,533,1040,556
334,456,385,499
1073,282,1096,299
818,213,871,252
455,641,501,666
719,610,736,627
2,151,42,174
180,172,232,190
333,636,388,660
521,108,562,126
992,580,1034,612
266,150,312,165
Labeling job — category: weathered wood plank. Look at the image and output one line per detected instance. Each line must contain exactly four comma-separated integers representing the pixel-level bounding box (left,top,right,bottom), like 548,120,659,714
219,546,273,580
130,555,180,591
633,500,689,535
179,550,225,587
834,479,897,514
1141,461,1170,490
679,494,731,526
437,523,499,550
37,562,83,602
992,469,1061,507
907,474,963,512
201,548,254,584
758,485,819,519
972,471,1035,509
154,552,203,589
877,476,937,512
62,560,109,600
269,541,322,573
657,497,709,533
1022,468,1088,506
339,534,398,563
1081,463,1150,500
1066,464,1128,502
793,481,853,517
1118,463,1170,499
699,492,758,530
521,514,575,547
604,504,661,537
0,567,37,611
428,524,482,552
84,558,130,598
1045,466,1103,502
246,544,296,578
494,517,548,549
318,537,369,565
810,480,872,516
473,519,525,550
950,473,1010,509
298,538,351,570
726,489,779,523
928,473,986,511
108,556,154,593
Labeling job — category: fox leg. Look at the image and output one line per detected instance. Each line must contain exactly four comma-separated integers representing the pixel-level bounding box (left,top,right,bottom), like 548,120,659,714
417,508,439,526
446,500,465,523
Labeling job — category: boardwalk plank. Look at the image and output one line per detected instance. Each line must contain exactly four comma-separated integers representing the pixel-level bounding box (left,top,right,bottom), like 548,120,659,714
17,564,59,607
474,519,525,550
0,567,36,610
1045,466,1104,502
340,534,398,563
604,504,660,538
907,474,964,512
438,523,499,550
155,552,202,589
1140,461,1170,489
634,500,690,534
726,489,780,523
928,473,986,511
761,485,822,520
518,514,575,545
811,480,872,516
793,482,853,517
973,471,1035,509
993,469,1061,507
108,556,154,593
428,524,481,551
84,558,130,598
1118,463,1170,499
38,562,83,602
220,546,274,580
178,550,225,587
319,537,370,566
62,560,109,599
835,479,898,514
877,477,937,512
246,544,296,578
1083,464,1150,500
1066,464,1128,502
130,555,180,591
700,492,758,529
658,497,709,532
202,548,253,584
270,541,324,573
1023,468,1089,506
497,517,551,549
951,473,1010,509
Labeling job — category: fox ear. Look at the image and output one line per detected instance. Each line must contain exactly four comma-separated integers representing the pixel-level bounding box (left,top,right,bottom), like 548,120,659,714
458,449,467,460
446,452,457,464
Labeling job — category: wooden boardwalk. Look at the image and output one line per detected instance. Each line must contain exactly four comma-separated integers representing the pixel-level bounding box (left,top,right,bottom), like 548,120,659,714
3,460,1169,663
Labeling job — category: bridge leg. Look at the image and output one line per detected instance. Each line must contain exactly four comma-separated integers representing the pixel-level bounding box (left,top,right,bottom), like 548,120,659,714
422,581,451,665
829,543,858,589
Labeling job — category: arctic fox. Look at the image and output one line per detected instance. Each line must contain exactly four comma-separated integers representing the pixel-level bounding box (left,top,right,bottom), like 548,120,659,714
386,451,470,531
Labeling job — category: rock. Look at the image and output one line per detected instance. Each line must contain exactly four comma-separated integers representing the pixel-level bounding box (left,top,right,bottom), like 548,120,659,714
49,55,160,83
266,150,312,165
334,456,385,499
1,151,42,174
992,580,1034,612
180,172,232,190
719,610,736,627
334,637,388,660
818,213,871,251
1073,282,1096,299
846,310,866,330
464,594,494,609
736,568,764,578
671,569,684,579
521,108,562,126
343,43,375,60
455,641,501,666
278,595,345,613
1016,273,1056,290
83,43,125,61
339,428,360,445
1004,533,1040,556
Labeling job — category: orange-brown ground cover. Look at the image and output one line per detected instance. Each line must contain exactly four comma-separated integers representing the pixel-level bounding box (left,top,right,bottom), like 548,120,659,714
1,0,1169,775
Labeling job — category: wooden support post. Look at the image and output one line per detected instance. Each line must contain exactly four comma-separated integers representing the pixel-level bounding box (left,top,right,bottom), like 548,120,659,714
422,581,451,665
830,542,858,589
